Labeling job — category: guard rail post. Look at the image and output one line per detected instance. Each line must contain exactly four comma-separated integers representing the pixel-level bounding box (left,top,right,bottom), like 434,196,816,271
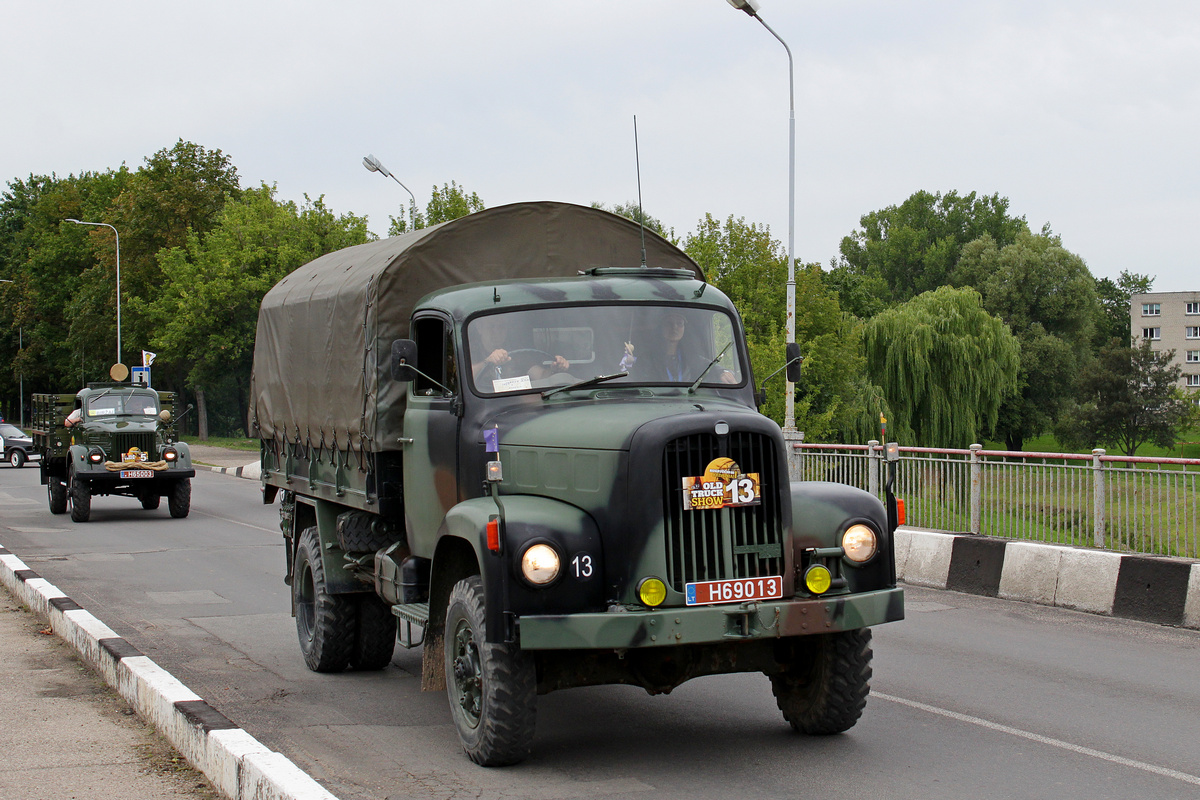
867,440,881,498
1092,448,1107,548
969,444,983,534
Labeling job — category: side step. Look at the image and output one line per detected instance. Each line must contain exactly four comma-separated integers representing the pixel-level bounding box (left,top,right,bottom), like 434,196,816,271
391,602,429,649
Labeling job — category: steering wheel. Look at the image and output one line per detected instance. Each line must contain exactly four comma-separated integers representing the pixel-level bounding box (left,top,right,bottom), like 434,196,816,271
501,349,554,375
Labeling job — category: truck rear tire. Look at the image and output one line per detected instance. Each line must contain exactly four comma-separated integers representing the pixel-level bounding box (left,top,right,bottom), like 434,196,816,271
167,478,191,518
352,595,396,670
770,628,872,735
141,491,161,510
48,478,68,515
9,449,25,468
294,526,356,672
444,575,536,766
69,468,91,523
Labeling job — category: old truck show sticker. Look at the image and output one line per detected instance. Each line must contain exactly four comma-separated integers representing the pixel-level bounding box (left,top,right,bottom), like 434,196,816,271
682,457,761,511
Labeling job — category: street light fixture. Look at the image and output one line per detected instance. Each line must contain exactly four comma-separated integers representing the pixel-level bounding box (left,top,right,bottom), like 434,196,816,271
363,154,419,232
726,0,798,431
65,218,122,365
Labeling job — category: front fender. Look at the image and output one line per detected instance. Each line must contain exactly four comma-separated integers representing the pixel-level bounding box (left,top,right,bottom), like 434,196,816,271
790,481,896,592
441,495,606,643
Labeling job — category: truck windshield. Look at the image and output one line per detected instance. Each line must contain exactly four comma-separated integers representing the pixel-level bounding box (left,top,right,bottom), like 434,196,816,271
84,390,158,418
467,305,745,395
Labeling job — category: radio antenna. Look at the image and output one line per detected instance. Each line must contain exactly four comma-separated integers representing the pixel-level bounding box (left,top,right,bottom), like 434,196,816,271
634,115,648,268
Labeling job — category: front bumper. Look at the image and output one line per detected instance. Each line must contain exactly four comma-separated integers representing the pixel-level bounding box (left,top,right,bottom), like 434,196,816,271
517,586,904,650
77,468,196,482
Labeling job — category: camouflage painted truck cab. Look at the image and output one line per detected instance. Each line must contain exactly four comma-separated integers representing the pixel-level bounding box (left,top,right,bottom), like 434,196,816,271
32,384,195,522
249,202,904,766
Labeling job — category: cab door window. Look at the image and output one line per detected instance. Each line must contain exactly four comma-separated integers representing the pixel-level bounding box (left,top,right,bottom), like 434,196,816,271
411,316,458,397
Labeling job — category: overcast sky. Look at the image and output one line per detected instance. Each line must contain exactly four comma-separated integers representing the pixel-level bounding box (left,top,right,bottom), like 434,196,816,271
4,1,1197,292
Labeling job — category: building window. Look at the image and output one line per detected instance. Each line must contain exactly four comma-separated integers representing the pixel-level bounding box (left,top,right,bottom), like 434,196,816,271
1187,327,1200,339
1142,303,1161,316
1142,327,1161,340
1187,302,1200,315
1188,351,1200,363
1187,375,1200,388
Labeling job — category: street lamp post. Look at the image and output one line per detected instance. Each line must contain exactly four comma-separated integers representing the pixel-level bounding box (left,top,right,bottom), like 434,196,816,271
727,0,798,432
363,154,418,232
65,218,122,365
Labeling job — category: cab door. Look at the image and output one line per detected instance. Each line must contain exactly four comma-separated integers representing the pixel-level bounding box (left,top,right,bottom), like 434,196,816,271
402,314,463,555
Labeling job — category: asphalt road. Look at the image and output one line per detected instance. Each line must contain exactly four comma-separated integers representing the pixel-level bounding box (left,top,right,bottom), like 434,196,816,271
2,464,1198,800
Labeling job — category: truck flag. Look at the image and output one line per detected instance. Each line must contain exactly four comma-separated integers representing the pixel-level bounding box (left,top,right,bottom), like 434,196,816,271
142,350,157,367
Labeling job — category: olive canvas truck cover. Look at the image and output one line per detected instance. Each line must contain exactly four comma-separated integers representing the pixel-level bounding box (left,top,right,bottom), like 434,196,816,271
250,200,903,767
249,201,700,452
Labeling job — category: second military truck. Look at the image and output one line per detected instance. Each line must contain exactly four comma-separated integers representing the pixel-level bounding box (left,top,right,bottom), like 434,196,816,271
249,201,904,765
32,381,195,521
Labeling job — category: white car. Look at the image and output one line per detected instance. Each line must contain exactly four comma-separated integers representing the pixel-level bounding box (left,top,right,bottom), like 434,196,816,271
1,423,37,468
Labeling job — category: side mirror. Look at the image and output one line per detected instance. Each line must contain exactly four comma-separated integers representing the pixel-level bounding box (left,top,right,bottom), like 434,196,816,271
391,339,419,382
785,342,803,383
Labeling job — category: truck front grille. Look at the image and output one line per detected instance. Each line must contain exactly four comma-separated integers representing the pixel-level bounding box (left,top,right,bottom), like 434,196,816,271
109,433,158,461
661,432,784,591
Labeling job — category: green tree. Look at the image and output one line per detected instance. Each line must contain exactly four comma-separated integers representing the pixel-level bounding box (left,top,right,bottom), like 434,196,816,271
682,215,883,439
1094,270,1153,347
683,213,785,342
831,190,1028,314
863,286,1020,447
388,181,485,235
954,229,1099,450
68,141,241,375
1055,339,1197,457
143,185,371,437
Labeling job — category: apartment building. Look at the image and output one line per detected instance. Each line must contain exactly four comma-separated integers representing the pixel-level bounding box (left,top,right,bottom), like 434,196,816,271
1131,291,1200,400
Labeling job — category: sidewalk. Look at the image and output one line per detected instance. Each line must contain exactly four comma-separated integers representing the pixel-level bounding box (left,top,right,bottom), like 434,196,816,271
0,589,219,800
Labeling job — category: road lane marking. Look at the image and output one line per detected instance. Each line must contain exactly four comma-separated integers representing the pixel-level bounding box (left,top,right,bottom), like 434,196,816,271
191,509,276,534
875,692,1200,787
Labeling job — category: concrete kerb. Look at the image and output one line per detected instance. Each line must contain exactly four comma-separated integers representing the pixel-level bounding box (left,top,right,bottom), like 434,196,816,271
895,527,1200,630
0,541,338,800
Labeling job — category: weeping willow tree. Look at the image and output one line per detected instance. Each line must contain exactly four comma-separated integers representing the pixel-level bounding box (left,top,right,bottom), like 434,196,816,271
863,286,1020,448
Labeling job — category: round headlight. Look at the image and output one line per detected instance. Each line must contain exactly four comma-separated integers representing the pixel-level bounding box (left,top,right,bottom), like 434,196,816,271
805,564,833,595
520,543,561,586
163,447,178,462
637,577,667,607
88,448,104,464
842,524,878,563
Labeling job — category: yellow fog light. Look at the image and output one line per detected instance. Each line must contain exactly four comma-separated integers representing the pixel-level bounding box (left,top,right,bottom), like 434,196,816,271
805,564,833,595
638,577,667,607
842,524,878,563
520,543,561,586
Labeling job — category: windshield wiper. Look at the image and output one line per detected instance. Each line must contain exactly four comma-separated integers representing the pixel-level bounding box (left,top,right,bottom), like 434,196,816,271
688,342,732,394
542,371,629,399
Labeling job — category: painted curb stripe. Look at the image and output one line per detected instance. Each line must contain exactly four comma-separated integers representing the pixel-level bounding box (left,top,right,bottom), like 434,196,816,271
1112,556,1192,627
0,537,340,800
901,528,1200,630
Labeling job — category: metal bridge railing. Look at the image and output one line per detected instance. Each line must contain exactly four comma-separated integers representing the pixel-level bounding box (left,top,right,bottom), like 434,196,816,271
788,441,1200,559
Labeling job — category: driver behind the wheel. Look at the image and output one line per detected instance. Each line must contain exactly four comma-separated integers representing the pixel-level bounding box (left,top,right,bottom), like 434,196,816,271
471,315,568,382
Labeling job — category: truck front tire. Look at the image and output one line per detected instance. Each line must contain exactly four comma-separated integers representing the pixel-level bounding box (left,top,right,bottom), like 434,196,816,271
294,526,356,672
444,575,536,766
48,478,67,515
770,628,872,735
69,468,91,523
167,478,191,518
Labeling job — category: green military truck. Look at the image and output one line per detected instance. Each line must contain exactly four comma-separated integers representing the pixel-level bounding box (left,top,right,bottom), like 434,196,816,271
32,380,195,522
249,201,904,766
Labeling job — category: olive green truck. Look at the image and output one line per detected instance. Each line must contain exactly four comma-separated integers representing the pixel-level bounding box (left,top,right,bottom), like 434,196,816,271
249,201,904,766
31,384,194,522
